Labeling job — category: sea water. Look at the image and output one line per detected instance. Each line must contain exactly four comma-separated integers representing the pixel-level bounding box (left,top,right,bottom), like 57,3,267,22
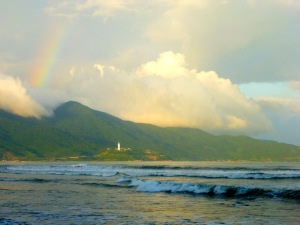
0,161,299,224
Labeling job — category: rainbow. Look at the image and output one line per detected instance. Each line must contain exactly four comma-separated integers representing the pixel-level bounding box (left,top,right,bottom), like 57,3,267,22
29,22,74,87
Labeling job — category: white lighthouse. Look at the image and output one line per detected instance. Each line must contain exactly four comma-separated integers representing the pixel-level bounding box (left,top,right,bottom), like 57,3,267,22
117,142,121,151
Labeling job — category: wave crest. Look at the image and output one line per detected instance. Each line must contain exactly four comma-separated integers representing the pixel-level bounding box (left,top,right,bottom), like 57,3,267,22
117,178,300,200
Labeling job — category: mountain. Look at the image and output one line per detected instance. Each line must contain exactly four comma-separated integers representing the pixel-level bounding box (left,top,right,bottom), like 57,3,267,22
1,101,300,161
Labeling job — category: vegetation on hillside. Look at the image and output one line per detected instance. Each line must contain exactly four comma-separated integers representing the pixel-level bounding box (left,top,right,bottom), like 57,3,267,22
1,101,300,161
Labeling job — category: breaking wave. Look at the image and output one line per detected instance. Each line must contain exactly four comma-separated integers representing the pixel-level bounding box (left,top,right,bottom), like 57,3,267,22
116,177,300,200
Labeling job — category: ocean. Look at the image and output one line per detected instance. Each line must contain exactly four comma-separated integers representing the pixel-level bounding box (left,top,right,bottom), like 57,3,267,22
0,161,299,224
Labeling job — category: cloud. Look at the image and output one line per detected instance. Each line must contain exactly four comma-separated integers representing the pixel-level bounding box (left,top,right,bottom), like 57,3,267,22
276,0,300,9
44,1,78,18
136,51,194,79
59,51,272,134
252,96,300,145
43,0,300,83
256,97,300,115
0,74,50,118
76,0,134,18
289,81,300,92
45,0,137,19
144,0,300,83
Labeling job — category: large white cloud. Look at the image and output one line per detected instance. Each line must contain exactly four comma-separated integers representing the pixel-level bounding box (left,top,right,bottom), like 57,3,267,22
136,51,193,79
54,51,272,134
0,51,273,134
0,74,50,118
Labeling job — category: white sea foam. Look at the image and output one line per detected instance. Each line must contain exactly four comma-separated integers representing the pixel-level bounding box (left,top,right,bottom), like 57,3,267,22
129,179,215,195
116,177,300,199
71,164,88,167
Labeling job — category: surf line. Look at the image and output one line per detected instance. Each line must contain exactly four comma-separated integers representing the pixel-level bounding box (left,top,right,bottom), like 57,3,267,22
29,21,75,87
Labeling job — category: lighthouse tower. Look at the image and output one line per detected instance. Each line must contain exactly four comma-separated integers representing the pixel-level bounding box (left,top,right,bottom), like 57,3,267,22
117,142,121,151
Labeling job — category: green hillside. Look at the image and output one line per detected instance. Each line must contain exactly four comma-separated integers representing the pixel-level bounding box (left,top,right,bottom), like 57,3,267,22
1,101,300,161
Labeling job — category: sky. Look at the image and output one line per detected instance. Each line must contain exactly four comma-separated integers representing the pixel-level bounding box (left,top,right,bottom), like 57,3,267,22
0,0,300,145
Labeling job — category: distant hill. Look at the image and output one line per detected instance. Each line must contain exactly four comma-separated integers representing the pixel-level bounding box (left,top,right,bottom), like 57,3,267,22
1,101,300,161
